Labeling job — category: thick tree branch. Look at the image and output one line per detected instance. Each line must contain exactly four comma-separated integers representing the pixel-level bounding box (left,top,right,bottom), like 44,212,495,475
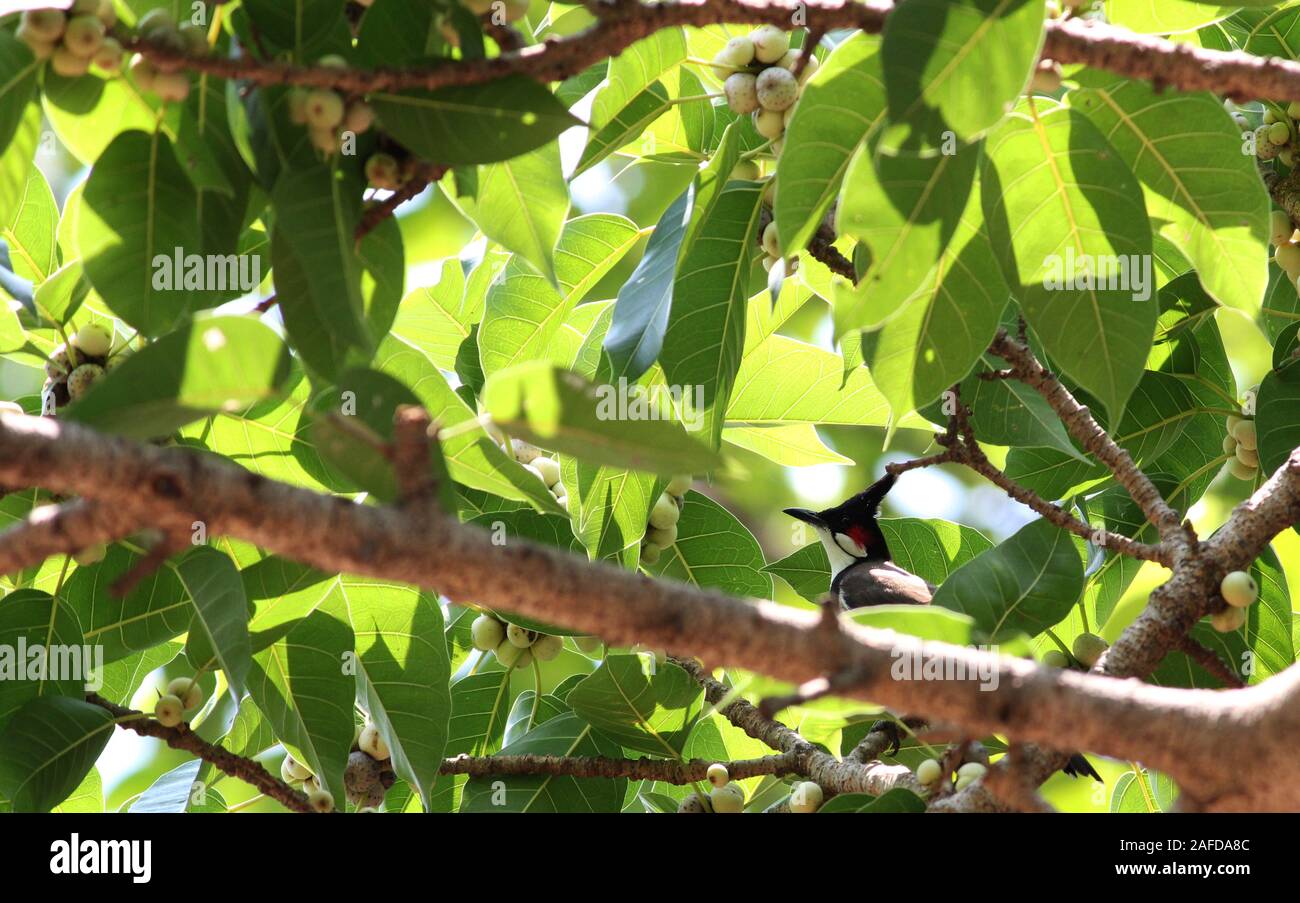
120,3,1300,110
1043,15,1300,104
127,1,893,94
0,499,146,575
4,413,1299,809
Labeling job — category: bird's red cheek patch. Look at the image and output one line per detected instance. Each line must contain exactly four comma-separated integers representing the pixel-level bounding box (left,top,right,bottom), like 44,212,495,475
847,525,873,552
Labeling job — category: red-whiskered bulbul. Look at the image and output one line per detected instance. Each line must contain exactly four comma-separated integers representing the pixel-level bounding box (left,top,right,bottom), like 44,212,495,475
784,473,935,609
784,473,1102,782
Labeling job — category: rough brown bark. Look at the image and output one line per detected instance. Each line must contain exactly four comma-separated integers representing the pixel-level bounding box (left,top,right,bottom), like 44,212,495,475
2,410,1297,810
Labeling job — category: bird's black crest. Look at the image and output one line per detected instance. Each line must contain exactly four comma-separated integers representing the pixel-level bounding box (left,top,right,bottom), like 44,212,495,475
817,472,896,526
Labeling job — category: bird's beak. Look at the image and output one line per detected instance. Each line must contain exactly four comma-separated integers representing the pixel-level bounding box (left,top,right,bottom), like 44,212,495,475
783,508,826,527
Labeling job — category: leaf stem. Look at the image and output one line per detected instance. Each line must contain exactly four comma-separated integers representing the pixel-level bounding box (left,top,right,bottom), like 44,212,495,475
529,655,542,729
225,792,267,813
671,92,722,105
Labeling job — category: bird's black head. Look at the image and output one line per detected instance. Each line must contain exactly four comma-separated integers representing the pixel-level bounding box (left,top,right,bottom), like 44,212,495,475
783,472,895,563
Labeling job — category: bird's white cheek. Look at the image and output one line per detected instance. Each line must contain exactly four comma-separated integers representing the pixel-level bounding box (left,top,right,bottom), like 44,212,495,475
817,529,860,577
834,532,867,559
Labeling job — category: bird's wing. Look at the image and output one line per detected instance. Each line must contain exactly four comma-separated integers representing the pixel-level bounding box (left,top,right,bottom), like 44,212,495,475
837,562,935,608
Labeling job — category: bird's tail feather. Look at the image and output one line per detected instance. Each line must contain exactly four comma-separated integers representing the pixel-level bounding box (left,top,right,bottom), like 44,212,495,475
1062,753,1103,782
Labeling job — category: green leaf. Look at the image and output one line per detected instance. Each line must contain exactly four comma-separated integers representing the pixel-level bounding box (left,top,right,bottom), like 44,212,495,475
1256,359,1300,478
722,423,851,467
682,120,744,253
220,697,278,761
242,0,347,58
502,691,569,746
775,32,887,255
479,214,642,378
846,605,997,648
375,334,567,514
459,713,626,812
1243,546,1294,682
576,80,673,176
1149,544,1292,687
589,28,687,133
473,142,568,284
65,314,293,439
727,334,917,428
370,78,579,166
880,0,1046,153
932,519,1084,641
557,60,609,109
77,129,203,337
818,787,927,813
42,70,159,165
660,180,766,447
1238,6,1300,60
763,542,834,601
567,655,703,757
52,767,103,813
1110,767,1177,813
175,546,252,700
271,164,371,379
247,608,355,801
552,299,615,379
0,591,85,734
1077,486,1156,628
0,31,38,155
32,260,91,327
564,458,658,568
340,579,451,810
1104,1,1236,34
643,491,774,598
178,366,337,493
467,508,581,560
1070,78,1268,315
2,166,59,284
390,258,472,371
603,187,693,381
679,67,712,154
883,518,997,586
856,177,1007,420
982,105,1156,421
63,546,190,663
93,642,181,707
835,139,981,334
0,104,39,227
305,367,456,507
0,697,115,813
425,670,513,812
482,361,724,475
449,671,514,759
356,0,450,65
129,760,203,813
